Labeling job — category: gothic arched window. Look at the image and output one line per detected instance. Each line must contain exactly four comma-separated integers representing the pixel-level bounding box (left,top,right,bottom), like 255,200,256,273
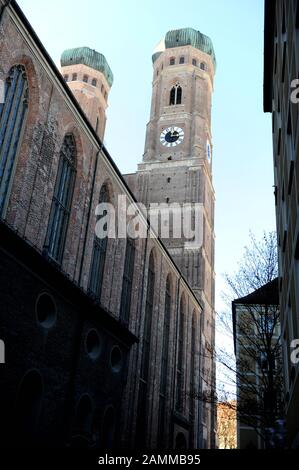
0,65,29,215
190,311,197,420
88,183,109,300
200,62,207,71
136,250,155,447
158,274,172,442
176,295,185,411
169,84,182,105
120,237,136,324
45,134,76,263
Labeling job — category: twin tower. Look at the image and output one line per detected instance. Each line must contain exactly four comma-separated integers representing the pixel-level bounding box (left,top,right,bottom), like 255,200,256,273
61,27,216,341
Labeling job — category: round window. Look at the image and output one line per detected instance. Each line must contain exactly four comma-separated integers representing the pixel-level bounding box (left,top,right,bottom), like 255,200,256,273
36,293,57,328
86,329,101,360
110,346,123,373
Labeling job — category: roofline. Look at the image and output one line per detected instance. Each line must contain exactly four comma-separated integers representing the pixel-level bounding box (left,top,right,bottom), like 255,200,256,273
8,0,204,312
263,0,276,113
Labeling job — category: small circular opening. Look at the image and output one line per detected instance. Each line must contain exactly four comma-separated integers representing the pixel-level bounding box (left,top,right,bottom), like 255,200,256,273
86,329,101,360
36,293,57,328
110,346,122,373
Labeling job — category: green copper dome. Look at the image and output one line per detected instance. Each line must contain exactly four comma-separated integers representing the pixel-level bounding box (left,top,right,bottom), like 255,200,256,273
152,27,216,68
61,47,113,87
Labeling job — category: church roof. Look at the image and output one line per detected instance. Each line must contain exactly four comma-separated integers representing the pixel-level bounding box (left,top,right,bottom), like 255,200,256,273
152,27,216,68
61,47,113,87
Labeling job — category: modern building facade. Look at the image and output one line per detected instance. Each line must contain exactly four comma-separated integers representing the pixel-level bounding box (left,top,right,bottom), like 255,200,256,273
232,279,282,449
0,0,216,448
125,27,217,448
264,0,299,448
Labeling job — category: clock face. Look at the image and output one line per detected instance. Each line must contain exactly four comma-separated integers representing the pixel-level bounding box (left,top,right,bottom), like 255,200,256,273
160,126,184,147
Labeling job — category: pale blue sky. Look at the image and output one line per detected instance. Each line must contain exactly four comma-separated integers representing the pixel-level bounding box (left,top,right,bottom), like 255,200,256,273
18,0,276,311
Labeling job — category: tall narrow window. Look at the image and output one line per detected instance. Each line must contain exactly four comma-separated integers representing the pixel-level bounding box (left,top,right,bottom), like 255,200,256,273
169,57,175,65
179,56,185,64
136,251,155,448
176,86,182,104
44,134,76,263
190,311,197,420
176,295,185,411
120,238,136,324
0,65,29,215
88,184,109,300
158,275,172,442
83,75,89,83
169,84,182,105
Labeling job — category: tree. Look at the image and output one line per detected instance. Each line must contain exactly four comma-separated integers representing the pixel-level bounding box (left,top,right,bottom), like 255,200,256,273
191,231,284,448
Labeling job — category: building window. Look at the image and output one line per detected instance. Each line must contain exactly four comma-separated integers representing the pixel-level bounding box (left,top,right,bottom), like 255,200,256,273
83,75,89,83
92,78,97,87
136,251,155,447
35,293,57,329
169,84,182,105
101,84,104,94
200,62,207,71
176,295,185,411
190,311,196,419
102,406,116,449
169,57,175,66
156,69,159,77
120,238,136,324
88,184,109,300
104,91,108,101
0,65,29,215
76,395,93,436
44,134,76,264
192,58,197,66
158,275,172,441
15,370,43,445
64,74,69,82
72,73,77,81
179,56,185,64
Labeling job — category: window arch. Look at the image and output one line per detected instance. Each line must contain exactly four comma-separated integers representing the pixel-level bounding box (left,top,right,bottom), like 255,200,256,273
176,295,186,411
92,78,97,87
169,84,182,105
190,310,197,420
120,238,136,324
0,64,29,215
158,274,172,442
136,250,155,447
169,57,175,66
14,370,43,445
45,133,76,263
200,62,207,71
102,406,116,449
76,395,93,435
88,183,110,300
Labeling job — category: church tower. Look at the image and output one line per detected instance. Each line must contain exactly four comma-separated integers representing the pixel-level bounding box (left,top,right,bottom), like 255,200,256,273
60,47,113,141
125,27,215,306
124,27,216,447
